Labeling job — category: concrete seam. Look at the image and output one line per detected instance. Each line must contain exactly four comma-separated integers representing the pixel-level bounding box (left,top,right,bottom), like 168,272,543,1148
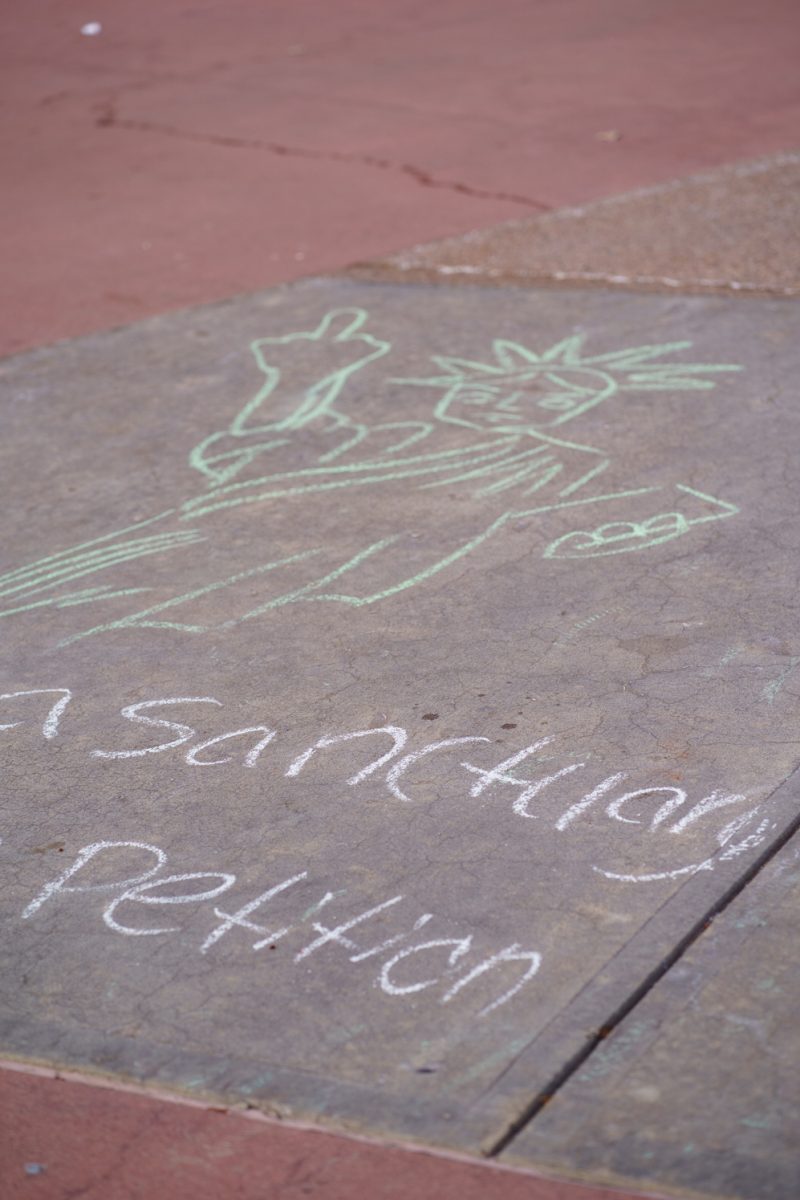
486,766,800,1157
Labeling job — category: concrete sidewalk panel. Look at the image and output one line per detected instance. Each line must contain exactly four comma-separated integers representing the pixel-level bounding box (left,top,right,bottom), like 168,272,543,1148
0,279,798,1153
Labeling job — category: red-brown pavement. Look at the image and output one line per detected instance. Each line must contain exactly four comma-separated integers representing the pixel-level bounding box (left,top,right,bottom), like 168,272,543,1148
0,1064,665,1200
3,0,799,357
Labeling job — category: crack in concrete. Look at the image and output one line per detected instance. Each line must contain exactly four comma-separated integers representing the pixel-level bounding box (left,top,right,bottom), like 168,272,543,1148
94,104,549,211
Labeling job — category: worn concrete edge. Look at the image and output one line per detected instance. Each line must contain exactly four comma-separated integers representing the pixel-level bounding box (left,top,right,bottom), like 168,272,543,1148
345,265,800,299
346,148,800,297
1,275,798,376
0,1012,483,1146
2,147,798,367
0,1059,673,1200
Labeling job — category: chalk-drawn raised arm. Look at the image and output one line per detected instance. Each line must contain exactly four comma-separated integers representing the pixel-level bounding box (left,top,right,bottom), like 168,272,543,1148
190,308,391,487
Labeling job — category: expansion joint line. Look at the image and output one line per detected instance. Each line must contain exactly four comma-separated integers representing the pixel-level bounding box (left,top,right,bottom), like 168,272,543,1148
486,768,800,1157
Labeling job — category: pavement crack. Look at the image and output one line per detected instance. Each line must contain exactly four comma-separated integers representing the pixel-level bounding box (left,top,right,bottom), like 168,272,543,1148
94,104,549,211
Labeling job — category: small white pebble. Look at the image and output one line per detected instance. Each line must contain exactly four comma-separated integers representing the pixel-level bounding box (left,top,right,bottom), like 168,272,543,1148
25,1164,47,1176
81,21,102,36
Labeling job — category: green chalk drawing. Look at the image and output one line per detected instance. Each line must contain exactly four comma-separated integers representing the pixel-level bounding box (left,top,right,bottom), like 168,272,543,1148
543,486,739,559
571,606,623,633
761,657,800,704
59,549,323,646
740,1115,775,1131
0,585,152,620
0,509,176,585
3,309,742,643
0,528,203,603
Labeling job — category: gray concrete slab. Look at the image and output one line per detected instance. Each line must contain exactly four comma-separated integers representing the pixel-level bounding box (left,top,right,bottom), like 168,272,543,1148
504,834,800,1200
1,279,799,1154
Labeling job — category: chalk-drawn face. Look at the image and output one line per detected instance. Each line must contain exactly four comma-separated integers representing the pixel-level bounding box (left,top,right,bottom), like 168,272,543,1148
398,333,740,439
435,366,618,432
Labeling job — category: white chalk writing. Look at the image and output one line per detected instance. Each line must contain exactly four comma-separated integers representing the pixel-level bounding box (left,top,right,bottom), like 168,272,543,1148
21,839,542,1020
1,686,775,884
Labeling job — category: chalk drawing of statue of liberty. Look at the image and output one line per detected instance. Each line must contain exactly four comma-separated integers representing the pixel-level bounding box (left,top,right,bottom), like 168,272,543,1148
0,309,741,644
